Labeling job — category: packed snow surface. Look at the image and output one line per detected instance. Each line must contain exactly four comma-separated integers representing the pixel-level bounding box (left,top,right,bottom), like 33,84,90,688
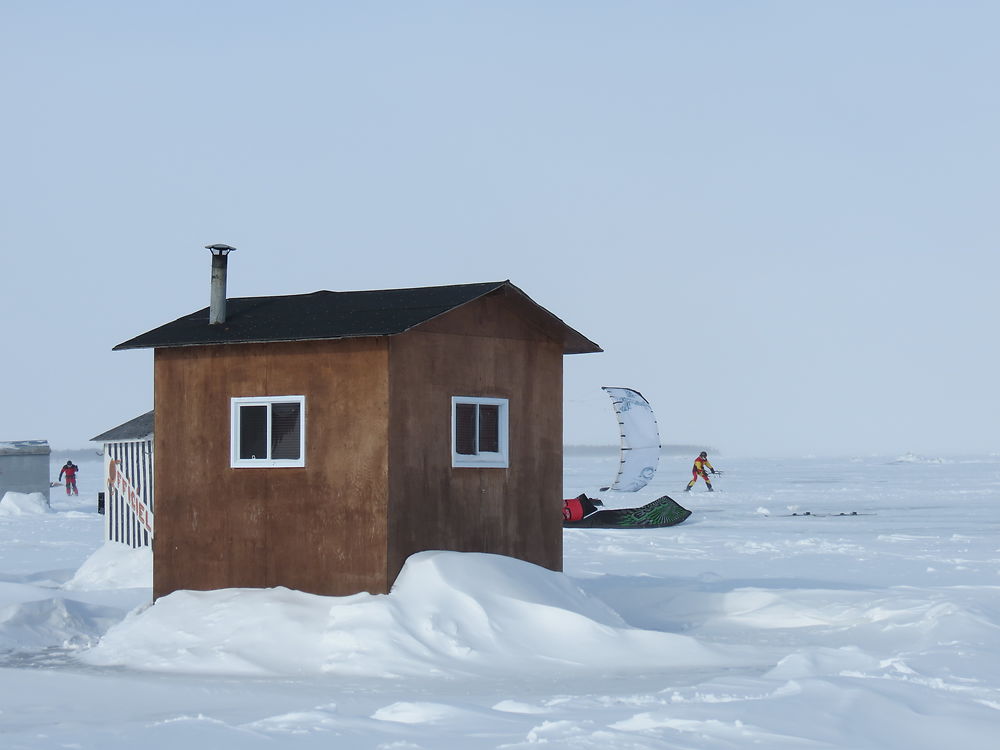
1,452,999,749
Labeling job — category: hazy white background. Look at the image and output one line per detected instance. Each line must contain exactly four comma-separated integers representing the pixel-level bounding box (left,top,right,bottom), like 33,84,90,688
2,1,997,456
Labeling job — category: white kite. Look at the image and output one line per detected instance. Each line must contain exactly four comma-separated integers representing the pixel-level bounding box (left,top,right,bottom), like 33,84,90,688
601,386,661,492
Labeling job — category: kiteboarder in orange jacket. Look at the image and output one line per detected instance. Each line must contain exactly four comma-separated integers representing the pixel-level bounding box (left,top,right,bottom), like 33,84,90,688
685,451,716,492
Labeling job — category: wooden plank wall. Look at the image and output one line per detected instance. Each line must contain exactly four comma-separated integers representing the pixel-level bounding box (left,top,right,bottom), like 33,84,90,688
386,291,565,584
152,339,390,599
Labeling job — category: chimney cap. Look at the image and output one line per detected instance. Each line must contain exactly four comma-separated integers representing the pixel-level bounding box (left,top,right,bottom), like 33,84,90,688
205,243,236,255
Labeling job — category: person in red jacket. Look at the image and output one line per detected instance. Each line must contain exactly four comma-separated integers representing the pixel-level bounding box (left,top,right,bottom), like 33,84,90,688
58,460,79,496
685,451,716,492
563,494,601,522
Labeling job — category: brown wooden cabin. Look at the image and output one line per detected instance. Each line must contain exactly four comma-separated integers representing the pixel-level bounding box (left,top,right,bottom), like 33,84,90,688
114,280,601,599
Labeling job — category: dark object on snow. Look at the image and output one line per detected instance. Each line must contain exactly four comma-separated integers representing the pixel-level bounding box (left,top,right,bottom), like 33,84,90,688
563,494,691,529
562,493,604,521
777,511,877,517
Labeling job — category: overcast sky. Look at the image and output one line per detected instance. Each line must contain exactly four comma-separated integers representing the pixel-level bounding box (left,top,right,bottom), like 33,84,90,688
2,1,997,457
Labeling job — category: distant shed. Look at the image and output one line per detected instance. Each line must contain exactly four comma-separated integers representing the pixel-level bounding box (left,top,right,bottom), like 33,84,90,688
0,440,51,504
91,411,154,548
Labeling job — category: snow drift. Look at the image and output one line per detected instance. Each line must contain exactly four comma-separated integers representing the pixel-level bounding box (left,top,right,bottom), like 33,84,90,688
0,596,124,651
81,551,753,678
63,541,152,591
0,491,51,516
0,540,151,652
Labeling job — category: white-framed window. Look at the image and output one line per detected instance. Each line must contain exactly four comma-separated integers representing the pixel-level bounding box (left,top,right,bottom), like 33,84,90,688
231,395,306,468
451,396,509,468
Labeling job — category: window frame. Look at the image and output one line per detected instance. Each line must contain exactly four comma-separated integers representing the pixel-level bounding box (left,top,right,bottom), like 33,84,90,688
451,396,509,468
230,395,306,468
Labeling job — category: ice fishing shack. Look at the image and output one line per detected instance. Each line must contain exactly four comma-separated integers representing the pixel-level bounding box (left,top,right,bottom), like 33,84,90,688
0,440,51,504
113,246,601,599
91,410,154,549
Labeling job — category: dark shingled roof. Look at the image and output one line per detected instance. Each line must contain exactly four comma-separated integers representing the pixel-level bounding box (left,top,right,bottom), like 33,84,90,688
113,280,601,354
91,410,155,442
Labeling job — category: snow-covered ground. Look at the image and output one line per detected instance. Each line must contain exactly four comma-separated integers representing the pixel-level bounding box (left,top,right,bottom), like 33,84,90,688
1,451,998,749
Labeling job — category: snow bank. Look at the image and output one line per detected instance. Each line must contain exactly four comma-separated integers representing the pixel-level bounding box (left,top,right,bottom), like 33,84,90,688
81,551,753,678
0,597,124,651
0,491,51,516
63,541,152,591
0,541,150,652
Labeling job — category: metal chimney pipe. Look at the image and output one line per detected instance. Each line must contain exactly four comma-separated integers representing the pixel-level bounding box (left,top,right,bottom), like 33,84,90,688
205,244,236,325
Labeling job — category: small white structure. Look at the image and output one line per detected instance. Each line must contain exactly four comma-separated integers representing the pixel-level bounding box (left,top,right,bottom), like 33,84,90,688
91,411,154,548
0,440,51,505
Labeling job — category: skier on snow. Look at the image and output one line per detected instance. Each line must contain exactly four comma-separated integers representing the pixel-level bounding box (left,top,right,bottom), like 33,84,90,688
685,451,716,492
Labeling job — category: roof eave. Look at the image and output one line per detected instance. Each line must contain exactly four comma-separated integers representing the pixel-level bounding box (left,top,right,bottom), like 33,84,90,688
495,282,602,355
113,332,385,352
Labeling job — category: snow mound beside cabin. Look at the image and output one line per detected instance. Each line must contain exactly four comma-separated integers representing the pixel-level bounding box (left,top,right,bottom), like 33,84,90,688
63,542,152,591
0,491,51,516
81,551,751,678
